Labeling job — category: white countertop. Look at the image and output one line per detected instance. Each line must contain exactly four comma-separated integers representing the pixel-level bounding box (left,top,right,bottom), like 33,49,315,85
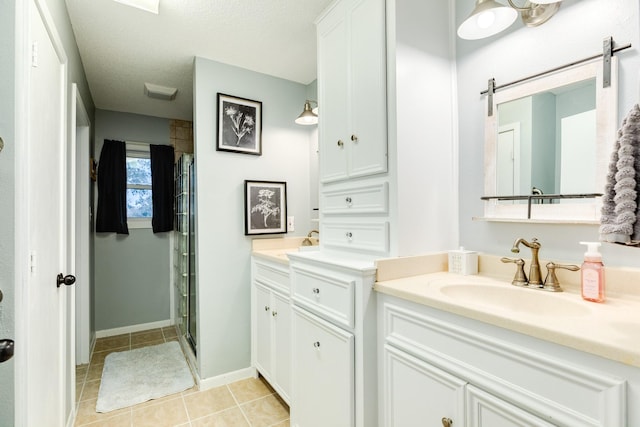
375,258,640,368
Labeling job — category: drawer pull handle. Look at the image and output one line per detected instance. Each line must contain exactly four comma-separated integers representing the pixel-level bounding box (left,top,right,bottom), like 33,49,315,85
337,140,344,147
312,288,320,294
272,311,278,317
351,134,358,142
442,418,453,427
264,306,270,312
313,341,321,348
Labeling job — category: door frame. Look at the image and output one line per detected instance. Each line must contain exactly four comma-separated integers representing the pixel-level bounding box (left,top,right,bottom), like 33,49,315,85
14,0,71,424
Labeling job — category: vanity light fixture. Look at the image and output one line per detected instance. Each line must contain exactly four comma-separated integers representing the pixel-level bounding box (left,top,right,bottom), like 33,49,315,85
458,0,562,40
295,100,318,125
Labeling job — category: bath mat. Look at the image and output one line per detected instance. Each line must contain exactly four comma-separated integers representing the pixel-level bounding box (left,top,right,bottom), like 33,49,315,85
96,341,194,412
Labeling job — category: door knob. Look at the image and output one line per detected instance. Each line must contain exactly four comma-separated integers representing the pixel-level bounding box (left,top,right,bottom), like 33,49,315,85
56,273,76,288
0,339,14,363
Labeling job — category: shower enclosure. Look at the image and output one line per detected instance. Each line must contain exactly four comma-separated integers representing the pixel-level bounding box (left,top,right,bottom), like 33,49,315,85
175,154,197,355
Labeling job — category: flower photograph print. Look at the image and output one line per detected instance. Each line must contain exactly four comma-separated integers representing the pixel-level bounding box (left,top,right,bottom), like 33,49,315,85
217,93,262,155
244,180,287,235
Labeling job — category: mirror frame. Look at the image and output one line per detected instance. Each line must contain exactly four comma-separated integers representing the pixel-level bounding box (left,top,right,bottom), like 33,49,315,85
483,57,618,223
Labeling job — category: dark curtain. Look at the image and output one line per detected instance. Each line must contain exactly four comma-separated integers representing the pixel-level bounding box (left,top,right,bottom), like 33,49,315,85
150,144,175,233
96,139,129,234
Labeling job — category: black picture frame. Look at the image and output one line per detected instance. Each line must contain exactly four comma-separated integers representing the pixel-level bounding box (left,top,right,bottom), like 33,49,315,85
244,180,287,235
216,93,262,155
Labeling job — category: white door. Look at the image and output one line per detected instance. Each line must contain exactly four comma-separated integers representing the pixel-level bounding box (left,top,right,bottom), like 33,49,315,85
497,123,520,197
19,1,73,425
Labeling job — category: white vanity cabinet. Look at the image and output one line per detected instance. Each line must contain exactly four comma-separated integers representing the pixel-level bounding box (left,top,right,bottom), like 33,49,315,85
289,253,378,427
316,0,387,183
378,294,628,427
251,257,291,403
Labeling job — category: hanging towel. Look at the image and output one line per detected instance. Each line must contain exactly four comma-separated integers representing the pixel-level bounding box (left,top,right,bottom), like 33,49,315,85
599,104,640,245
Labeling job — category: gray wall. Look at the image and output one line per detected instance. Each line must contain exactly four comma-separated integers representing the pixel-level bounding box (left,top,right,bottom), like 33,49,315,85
94,109,172,331
456,0,640,267
0,1,16,424
193,57,313,380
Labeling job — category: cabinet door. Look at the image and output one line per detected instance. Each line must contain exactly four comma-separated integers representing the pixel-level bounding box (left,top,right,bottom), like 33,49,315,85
272,291,291,402
382,345,465,427
318,0,349,183
254,283,272,378
467,385,556,427
292,307,354,427
348,0,387,178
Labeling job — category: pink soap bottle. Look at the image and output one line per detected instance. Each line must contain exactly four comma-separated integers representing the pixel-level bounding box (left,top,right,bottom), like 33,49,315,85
579,242,605,303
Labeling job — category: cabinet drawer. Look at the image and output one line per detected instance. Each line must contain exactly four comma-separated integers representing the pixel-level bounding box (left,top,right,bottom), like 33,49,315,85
291,265,355,329
323,221,389,254
322,182,388,215
254,260,290,293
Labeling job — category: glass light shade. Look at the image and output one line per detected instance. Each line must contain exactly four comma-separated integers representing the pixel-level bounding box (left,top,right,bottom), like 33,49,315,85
457,0,518,40
295,101,318,125
113,0,159,14
529,0,562,4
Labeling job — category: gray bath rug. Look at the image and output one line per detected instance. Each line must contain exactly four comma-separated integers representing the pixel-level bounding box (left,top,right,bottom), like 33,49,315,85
96,341,194,412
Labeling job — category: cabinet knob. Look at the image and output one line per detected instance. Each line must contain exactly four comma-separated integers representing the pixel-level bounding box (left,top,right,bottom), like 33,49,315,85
337,140,344,147
346,231,353,240
312,288,320,294
441,417,453,427
272,311,278,317
351,134,358,142
264,305,270,312
345,197,352,205
313,341,321,348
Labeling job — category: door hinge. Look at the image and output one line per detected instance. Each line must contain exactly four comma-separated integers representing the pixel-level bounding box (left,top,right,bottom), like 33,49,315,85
29,251,36,274
31,42,38,67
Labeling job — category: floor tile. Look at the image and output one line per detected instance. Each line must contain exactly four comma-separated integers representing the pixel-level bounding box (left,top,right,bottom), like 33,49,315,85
91,349,117,366
75,398,129,426
240,394,289,427
190,407,250,426
131,397,189,426
270,420,290,427
76,412,132,427
86,363,105,381
228,377,273,404
131,338,165,349
183,386,237,420
79,379,101,402
131,330,164,345
94,334,130,352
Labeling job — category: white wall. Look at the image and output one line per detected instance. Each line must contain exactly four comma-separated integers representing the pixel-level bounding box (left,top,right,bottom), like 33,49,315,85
456,0,640,267
193,57,313,380
389,0,458,256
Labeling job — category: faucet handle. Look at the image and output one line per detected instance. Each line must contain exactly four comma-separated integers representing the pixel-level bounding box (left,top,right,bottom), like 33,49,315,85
501,257,528,287
543,262,580,292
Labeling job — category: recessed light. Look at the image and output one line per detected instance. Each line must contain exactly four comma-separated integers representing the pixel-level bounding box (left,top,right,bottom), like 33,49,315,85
144,83,177,101
113,0,159,14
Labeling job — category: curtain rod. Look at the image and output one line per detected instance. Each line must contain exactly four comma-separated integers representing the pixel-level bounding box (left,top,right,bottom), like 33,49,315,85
480,41,632,96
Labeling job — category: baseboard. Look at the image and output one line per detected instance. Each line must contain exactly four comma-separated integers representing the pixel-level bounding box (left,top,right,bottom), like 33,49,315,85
198,367,257,391
96,319,173,338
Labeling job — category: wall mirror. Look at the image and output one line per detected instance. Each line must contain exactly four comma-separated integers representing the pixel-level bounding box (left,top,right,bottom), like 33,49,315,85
482,58,618,223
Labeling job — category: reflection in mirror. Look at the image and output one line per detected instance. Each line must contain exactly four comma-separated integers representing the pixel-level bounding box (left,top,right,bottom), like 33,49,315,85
496,78,596,201
483,58,618,222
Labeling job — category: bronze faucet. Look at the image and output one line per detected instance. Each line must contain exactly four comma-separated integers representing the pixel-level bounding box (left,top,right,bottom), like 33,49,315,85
301,229,319,246
511,238,542,286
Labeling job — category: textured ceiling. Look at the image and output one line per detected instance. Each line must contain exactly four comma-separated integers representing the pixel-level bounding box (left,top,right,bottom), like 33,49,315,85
65,0,333,120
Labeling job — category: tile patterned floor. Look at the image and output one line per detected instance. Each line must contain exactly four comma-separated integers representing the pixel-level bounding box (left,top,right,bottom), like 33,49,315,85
75,327,290,427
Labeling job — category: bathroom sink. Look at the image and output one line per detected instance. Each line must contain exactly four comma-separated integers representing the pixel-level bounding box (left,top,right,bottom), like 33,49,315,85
438,283,591,317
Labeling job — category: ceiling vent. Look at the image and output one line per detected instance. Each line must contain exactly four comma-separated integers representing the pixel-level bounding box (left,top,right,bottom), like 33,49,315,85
144,83,178,101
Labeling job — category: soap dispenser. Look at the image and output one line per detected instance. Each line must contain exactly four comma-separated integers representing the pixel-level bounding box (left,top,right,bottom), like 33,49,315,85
579,242,605,303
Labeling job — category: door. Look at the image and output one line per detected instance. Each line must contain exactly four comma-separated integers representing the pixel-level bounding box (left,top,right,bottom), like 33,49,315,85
254,283,272,376
292,307,354,427
19,0,73,425
497,123,521,197
272,291,291,401
382,345,465,427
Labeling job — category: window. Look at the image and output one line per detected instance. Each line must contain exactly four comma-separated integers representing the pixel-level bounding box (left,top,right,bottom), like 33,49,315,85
126,143,152,226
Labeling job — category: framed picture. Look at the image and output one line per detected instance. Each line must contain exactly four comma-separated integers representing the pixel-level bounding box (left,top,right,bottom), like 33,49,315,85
217,93,262,155
244,180,287,235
